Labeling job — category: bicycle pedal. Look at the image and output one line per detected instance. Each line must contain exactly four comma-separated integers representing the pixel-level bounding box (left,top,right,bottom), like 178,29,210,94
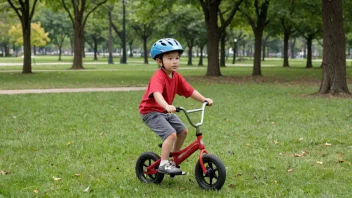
175,171,187,175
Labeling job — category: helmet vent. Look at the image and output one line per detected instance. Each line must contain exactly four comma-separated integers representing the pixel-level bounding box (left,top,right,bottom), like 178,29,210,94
159,41,167,46
167,41,173,46
174,40,179,46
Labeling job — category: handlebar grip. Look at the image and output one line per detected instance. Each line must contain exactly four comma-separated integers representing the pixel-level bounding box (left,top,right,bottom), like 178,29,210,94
163,107,181,113
204,100,209,106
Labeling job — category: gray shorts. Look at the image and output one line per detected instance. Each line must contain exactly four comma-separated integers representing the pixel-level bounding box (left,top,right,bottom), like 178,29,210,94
141,112,187,141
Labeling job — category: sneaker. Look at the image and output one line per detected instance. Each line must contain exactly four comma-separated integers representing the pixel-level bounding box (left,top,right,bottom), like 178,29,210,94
158,162,183,175
170,161,187,175
170,161,180,168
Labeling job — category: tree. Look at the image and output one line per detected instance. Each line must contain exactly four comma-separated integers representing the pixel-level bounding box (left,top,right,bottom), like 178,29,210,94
199,0,244,76
109,0,129,64
240,0,271,76
170,4,205,66
319,0,349,95
107,4,114,64
120,0,127,64
130,1,158,64
61,0,108,69
270,0,296,67
34,8,71,61
6,0,39,73
0,11,16,57
85,10,108,61
293,0,322,69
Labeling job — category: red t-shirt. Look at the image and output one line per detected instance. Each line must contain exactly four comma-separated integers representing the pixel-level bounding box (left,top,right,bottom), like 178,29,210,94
139,69,194,114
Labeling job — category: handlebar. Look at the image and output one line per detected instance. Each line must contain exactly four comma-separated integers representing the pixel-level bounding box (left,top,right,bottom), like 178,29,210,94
175,101,208,128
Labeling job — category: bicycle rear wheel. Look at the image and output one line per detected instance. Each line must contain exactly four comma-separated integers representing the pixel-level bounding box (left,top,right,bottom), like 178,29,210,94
136,152,164,184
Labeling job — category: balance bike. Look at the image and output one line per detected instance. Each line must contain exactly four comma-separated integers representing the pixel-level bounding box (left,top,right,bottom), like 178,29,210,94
135,102,226,190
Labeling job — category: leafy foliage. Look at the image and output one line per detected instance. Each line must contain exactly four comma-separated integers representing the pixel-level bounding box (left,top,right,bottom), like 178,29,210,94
8,23,50,47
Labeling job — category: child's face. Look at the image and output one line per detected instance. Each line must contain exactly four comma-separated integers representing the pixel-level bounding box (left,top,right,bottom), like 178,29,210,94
157,51,180,73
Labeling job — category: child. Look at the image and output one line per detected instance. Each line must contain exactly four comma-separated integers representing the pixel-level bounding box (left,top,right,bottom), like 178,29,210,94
139,38,213,174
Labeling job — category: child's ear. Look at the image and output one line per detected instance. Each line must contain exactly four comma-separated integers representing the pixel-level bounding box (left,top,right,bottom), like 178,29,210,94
156,58,163,66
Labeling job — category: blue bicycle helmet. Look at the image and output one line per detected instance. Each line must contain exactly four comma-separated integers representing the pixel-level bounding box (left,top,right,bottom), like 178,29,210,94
150,38,183,60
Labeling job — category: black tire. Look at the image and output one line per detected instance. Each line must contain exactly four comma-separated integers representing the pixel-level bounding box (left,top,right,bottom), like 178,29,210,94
195,154,226,190
135,152,164,184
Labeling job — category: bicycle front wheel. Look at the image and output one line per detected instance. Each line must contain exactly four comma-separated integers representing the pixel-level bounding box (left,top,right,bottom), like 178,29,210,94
195,154,226,190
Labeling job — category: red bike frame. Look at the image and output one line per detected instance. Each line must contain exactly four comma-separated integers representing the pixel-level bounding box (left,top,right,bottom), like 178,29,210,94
145,102,210,175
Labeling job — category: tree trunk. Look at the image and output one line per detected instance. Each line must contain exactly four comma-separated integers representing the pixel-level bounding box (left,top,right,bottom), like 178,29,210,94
108,9,114,64
305,36,313,68
290,38,296,59
22,21,32,73
283,31,290,67
58,46,62,61
187,46,193,65
72,19,84,69
262,42,266,61
206,29,221,76
220,32,227,67
94,38,98,61
198,45,204,66
253,30,263,76
120,0,127,64
319,0,349,94
143,38,148,64
201,0,222,76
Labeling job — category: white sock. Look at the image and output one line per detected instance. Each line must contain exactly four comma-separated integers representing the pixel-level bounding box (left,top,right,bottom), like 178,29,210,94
160,160,169,166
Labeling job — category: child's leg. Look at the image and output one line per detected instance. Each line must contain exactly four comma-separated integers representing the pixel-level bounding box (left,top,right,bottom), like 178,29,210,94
173,129,188,152
161,132,177,160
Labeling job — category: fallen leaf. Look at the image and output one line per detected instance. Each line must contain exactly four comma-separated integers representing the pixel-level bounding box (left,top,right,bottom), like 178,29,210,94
298,138,304,141
274,140,279,145
33,190,39,194
325,143,332,146
253,176,258,180
235,173,242,177
301,151,309,156
288,169,294,173
67,141,71,145
75,174,81,177
99,132,104,136
84,186,90,193
274,180,278,184
53,176,62,181
294,154,301,157
279,152,284,155
316,161,323,164
1,170,8,175
229,183,235,188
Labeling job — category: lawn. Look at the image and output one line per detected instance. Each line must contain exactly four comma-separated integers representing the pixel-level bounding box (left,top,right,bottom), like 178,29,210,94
0,56,351,197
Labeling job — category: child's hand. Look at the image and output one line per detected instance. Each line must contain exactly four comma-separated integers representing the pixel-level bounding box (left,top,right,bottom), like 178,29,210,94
165,105,176,113
205,98,213,106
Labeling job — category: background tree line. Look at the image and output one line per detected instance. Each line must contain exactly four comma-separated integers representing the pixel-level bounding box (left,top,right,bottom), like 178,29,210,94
0,0,351,94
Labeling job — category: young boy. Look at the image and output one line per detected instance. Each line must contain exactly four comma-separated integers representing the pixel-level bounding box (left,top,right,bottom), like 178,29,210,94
139,38,213,174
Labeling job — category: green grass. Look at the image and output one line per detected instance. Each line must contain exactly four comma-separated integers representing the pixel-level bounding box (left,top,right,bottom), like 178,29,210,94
0,56,352,197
